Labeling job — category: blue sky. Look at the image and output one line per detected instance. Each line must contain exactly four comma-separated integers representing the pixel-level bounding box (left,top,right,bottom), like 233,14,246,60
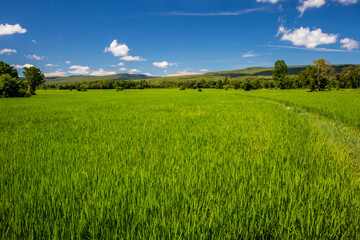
1,0,359,77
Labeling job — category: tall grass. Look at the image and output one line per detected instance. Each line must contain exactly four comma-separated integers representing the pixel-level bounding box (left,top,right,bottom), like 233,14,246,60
243,89,360,129
1,89,359,239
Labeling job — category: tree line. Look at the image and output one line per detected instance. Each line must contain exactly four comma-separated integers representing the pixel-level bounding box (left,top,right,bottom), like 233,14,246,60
0,61,45,97
1,58,359,97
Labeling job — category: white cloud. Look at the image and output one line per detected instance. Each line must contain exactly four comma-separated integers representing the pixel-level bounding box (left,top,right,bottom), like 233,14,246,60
200,69,208,72
143,73,153,77
44,71,67,77
297,0,326,16
0,48,17,55
45,64,59,67
65,61,71,64
167,70,203,77
111,62,124,67
152,61,177,68
90,68,117,76
340,38,359,50
256,0,281,3
277,26,337,48
0,23,27,36
129,69,141,74
242,52,258,58
119,68,127,71
68,65,90,75
14,63,34,69
26,54,45,60
164,70,167,73
120,55,146,61
32,40,37,43
335,0,358,4
104,40,130,57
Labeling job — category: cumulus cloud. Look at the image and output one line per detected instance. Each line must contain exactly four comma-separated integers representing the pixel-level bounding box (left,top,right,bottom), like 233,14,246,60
298,0,358,16
129,69,141,74
32,40,37,43
45,64,59,67
68,65,90,75
0,48,17,55
104,40,130,57
340,38,359,50
200,69,208,72
256,0,281,3
277,26,337,48
14,63,34,68
167,70,203,77
26,54,45,60
89,68,116,76
120,55,146,61
111,62,124,67
65,61,71,64
44,71,67,77
297,0,326,16
143,73,153,77
152,61,177,68
0,23,27,36
119,68,127,71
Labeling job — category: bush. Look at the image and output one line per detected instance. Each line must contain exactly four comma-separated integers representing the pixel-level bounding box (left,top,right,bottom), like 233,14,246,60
0,74,29,98
179,85,186,91
116,87,124,91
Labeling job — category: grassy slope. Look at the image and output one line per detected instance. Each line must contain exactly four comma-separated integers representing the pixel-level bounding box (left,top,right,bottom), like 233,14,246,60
136,64,359,84
1,89,360,239
45,64,358,85
45,73,153,85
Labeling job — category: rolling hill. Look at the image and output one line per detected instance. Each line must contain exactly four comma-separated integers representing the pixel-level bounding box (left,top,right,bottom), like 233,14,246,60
45,64,359,85
45,73,154,85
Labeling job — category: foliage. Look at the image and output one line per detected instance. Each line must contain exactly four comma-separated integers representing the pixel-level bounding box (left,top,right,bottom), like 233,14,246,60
23,66,45,95
312,58,334,91
0,74,28,98
272,60,288,83
0,61,19,79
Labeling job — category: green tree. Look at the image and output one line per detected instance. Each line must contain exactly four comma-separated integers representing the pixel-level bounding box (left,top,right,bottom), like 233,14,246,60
312,58,333,91
216,79,223,89
0,61,19,79
0,74,28,98
272,60,288,84
23,66,45,95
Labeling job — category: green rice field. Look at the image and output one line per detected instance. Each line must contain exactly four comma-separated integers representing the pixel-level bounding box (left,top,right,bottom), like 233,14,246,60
1,89,360,239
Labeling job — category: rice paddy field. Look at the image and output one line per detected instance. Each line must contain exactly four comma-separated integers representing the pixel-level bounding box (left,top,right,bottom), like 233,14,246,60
1,89,360,239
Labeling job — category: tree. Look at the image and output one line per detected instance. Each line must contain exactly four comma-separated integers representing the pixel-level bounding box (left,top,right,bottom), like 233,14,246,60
272,60,288,84
0,74,28,97
299,65,317,90
23,66,45,95
216,79,223,89
312,58,333,91
0,61,19,79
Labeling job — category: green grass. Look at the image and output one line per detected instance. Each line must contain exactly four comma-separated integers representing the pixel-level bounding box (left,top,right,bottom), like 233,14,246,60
1,89,360,239
243,89,360,129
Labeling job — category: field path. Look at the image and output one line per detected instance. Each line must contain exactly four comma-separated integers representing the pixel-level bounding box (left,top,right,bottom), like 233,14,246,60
235,92,360,163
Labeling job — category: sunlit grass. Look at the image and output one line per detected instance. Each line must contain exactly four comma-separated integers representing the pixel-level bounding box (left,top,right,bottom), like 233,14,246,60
1,89,359,239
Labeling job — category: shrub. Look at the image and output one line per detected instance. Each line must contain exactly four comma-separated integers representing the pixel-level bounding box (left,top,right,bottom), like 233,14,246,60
0,74,29,98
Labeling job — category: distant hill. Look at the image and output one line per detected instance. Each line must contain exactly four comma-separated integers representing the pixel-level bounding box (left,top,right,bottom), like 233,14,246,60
45,64,359,85
145,64,359,84
46,73,154,85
